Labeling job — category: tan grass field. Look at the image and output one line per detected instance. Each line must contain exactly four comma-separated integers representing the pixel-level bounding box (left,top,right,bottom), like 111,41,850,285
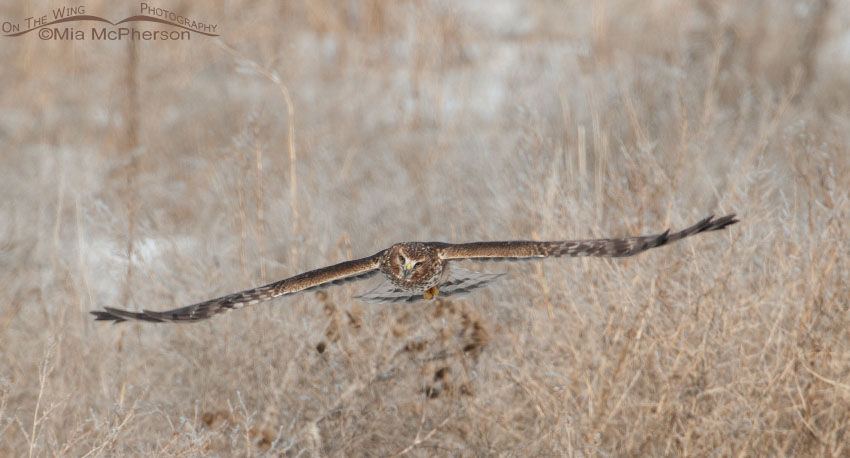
2,1,849,456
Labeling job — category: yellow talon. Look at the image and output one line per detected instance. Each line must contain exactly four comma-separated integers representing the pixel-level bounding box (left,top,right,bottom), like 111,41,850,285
423,286,440,300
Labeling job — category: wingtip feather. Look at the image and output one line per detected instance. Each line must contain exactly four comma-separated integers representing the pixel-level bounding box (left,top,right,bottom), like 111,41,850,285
90,307,166,323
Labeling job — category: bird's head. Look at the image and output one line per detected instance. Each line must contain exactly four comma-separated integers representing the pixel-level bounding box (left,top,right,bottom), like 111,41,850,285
382,242,440,288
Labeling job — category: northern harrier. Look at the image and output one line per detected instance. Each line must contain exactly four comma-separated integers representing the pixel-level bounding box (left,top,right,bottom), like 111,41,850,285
92,214,737,323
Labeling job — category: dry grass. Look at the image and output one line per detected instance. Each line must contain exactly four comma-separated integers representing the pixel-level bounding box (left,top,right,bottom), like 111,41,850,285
2,0,849,456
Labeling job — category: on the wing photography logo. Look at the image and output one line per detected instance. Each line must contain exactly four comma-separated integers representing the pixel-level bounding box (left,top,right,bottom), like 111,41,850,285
2,3,218,41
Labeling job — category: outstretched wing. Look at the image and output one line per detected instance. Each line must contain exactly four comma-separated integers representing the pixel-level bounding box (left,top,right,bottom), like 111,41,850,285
437,214,738,261
91,252,384,323
354,265,505,304
352,281,423,304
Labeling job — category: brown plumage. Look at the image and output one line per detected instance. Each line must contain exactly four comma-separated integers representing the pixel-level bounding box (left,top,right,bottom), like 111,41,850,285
379,243,445,291
92,214,738,323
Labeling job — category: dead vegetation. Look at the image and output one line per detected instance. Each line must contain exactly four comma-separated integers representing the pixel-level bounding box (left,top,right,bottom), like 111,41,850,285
1,0,849,456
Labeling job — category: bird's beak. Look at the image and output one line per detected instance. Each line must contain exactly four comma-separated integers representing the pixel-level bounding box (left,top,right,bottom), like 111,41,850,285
403,262,414,279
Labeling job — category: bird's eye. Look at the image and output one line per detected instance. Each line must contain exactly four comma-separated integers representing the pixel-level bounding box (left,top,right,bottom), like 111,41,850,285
398,255,405,264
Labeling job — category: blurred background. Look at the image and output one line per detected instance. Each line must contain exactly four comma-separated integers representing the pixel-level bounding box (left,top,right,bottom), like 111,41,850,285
2,0,849,456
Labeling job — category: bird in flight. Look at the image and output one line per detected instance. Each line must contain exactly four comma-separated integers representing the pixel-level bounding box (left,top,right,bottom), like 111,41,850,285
92,214,737,323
